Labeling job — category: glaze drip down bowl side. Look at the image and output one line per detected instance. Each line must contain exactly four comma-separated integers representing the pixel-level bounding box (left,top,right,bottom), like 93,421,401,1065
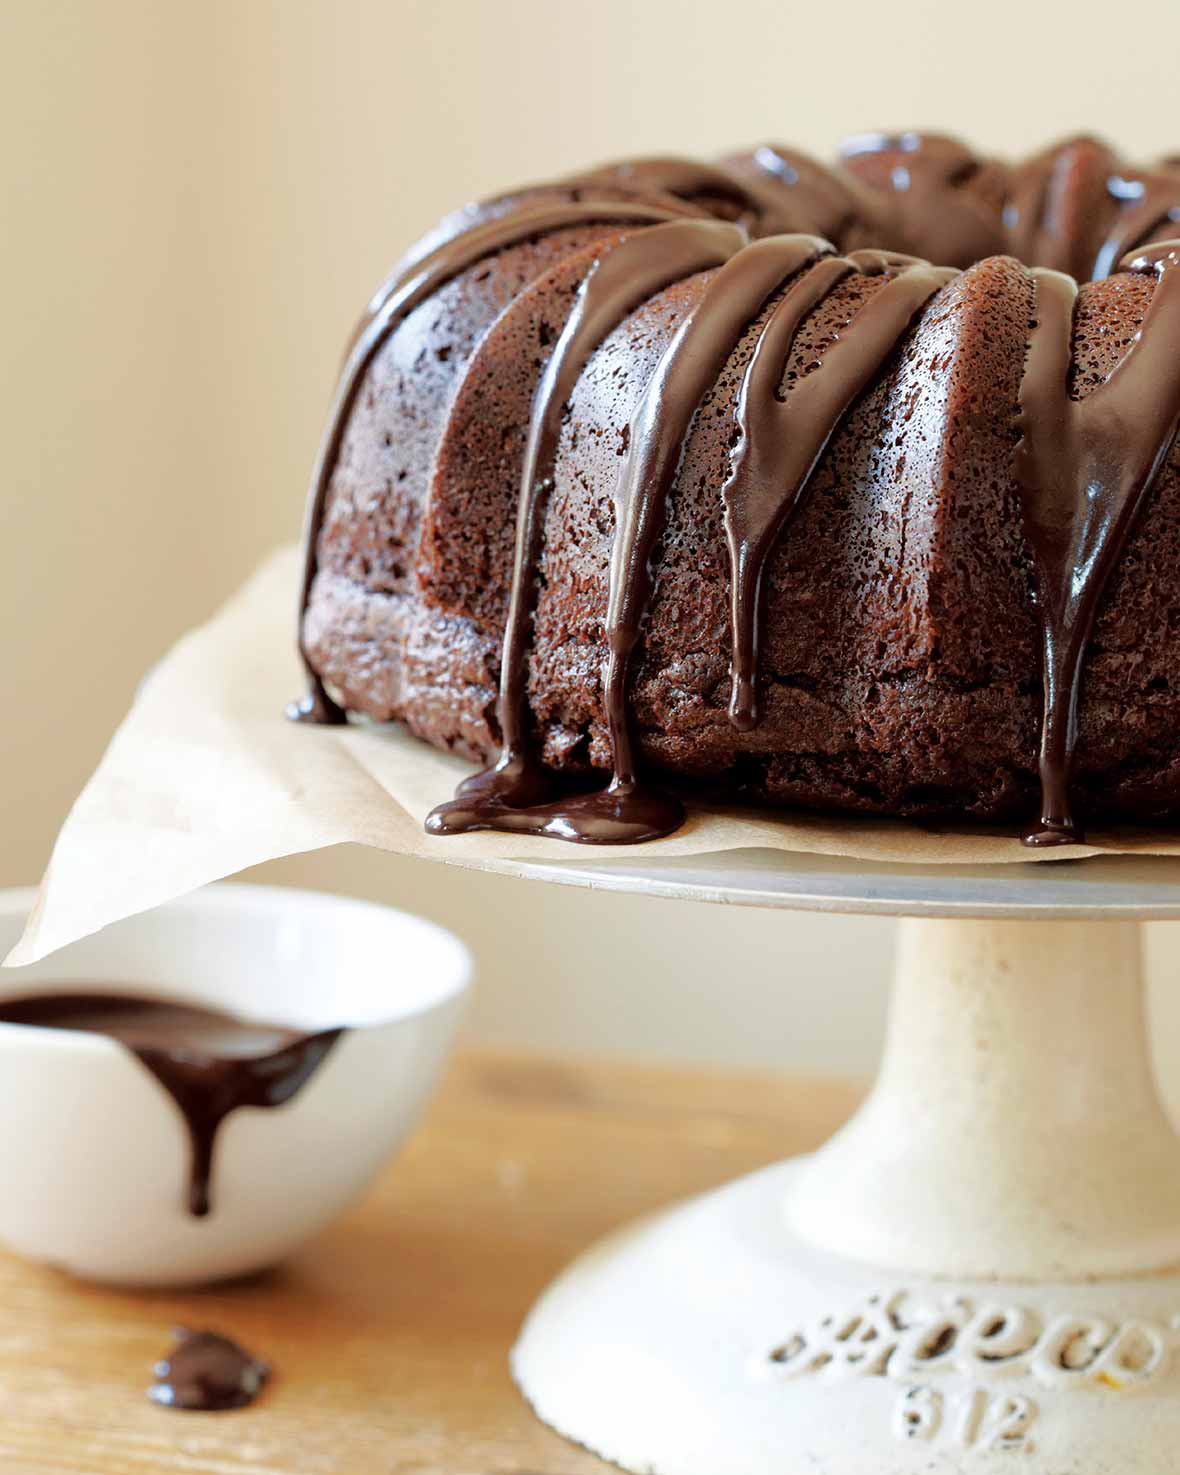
0,884,471,1286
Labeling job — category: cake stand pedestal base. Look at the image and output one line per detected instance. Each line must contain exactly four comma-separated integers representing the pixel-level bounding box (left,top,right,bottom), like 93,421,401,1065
514,917,1180,1473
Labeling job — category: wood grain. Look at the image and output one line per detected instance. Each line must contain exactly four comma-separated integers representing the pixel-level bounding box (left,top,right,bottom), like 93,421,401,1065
0,1048,861,1474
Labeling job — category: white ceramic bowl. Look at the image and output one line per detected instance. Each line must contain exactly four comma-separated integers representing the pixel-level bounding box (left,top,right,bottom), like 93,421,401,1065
0,883,470,1286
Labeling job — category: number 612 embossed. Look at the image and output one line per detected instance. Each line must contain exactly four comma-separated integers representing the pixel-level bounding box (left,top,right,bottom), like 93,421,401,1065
894,1386,1037,1452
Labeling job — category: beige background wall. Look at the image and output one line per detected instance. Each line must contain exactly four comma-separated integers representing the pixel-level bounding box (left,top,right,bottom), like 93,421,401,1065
5,0,1180,1079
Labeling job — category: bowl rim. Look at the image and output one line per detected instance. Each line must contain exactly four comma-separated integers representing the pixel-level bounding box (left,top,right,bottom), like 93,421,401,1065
0,881,472,1047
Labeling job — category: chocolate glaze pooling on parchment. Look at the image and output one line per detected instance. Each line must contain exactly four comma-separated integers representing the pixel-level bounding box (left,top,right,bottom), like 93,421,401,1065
0,993,341,1217
150,1328,270,1411
293,134,1180,847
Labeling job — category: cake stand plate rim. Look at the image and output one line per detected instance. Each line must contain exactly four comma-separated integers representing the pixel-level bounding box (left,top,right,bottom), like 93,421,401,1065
438,846,1180,918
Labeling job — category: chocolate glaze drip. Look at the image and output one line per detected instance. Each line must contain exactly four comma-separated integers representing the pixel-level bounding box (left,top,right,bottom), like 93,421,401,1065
588,236,858,840
428,235,956,844
1015,242,1180,846
996,136,1180,285
434,235,887,843
0,993,341,1216
838,132,1009,268
1004,137,1120,283
360,187,700,348
723,250,956,729
1093,168,1180,280
567,156,801,239
427,219,746,841
150,1329,269,1411
739,133,1180,289
288,199,682,726
740,144,867,244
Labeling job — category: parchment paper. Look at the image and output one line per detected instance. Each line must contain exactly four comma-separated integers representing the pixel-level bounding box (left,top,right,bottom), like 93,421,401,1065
10,545,1180,966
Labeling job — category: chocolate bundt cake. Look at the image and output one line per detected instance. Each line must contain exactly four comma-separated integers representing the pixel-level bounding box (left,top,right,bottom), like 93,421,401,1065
290,133,1180,847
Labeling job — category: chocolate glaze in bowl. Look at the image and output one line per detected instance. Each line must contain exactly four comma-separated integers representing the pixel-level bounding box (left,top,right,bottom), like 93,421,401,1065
0,884,470,1286
0,991,343,1218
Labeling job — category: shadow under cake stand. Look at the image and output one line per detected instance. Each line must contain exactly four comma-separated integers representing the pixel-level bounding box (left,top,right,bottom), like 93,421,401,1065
472,847,1180,1474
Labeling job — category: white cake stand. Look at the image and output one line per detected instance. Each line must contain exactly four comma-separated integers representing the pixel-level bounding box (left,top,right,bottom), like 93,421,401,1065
502,846,1180,1473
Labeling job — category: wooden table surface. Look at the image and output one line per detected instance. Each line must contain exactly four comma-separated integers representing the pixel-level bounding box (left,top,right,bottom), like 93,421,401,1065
0,1048,861,1474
